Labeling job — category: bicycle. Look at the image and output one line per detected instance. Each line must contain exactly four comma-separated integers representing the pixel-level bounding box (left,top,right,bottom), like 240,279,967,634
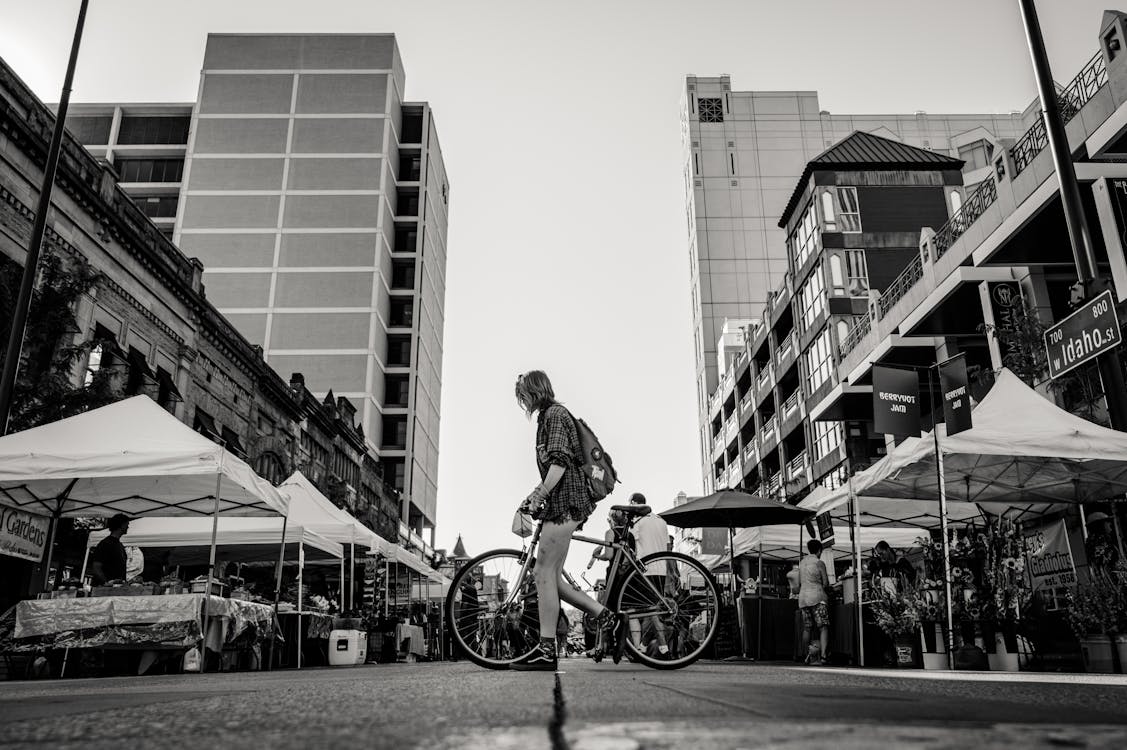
444,502,721,670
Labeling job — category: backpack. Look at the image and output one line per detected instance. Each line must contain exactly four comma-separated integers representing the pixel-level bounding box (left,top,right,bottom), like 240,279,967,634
567,410,620,501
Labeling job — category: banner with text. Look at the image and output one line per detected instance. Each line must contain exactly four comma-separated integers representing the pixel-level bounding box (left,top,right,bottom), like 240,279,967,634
0,504,50,563
873,366,921,436
939,355,973,435
1024,520,1077,591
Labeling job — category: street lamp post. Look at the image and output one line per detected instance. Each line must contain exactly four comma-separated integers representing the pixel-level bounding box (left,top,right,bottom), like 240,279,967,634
0,0,90,435
1017,0,1127,430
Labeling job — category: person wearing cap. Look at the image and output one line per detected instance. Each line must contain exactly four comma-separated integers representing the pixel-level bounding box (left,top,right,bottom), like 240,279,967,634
627,493,673,657
91,514,131,585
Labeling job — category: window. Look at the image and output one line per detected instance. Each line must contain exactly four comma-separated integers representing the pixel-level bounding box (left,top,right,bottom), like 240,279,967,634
796,264,827,332
85,324,121,386
950,190,963,215
134,196,178,218
117,116,190,145
821,191,836,231
957,140,994,171
384,374,410,407
255,452,286,484
156,367,181,410
845,249,869,295
389,297,414,327
802,327,834,393
836,187,861,232
812,420,844,462
116,158,184,183
125,347,153,396
380,457,406,492
791,200,819,270
65,116,112,145
829,255,845,292
394,224,418,253
387,335,412,367
391,260,415,290
381,414,408,449
698,97,723,123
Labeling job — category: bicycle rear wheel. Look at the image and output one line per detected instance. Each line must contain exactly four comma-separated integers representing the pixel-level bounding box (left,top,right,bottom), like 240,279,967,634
611,551,720,670
445,548,541,669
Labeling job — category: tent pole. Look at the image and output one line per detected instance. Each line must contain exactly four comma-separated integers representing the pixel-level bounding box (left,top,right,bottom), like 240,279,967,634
78,543,90,584
384,559,389,618
37,482,76,593
200,462,224,674
848,474,864,667
728,525,747,659
929,366,956,670
349,542,355,611
757,538,763,661
267,515,288,671
339,554,345,610
297,541,304,670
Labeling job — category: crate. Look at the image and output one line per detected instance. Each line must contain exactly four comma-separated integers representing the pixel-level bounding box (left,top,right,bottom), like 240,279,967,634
189,580,226,596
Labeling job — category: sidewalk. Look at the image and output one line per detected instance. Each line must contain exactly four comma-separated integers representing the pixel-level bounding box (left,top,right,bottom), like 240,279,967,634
806,665,1127,686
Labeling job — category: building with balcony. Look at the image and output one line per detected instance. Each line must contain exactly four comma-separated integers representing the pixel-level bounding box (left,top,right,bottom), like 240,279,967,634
61,34,449,544
683,80,1030,488
699,10,1127,504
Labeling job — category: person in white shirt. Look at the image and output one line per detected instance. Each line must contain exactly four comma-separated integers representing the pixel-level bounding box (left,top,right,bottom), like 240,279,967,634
627,493,672,657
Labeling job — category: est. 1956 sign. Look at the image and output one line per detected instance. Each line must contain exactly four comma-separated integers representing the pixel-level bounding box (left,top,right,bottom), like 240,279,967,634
1043,289,1122,380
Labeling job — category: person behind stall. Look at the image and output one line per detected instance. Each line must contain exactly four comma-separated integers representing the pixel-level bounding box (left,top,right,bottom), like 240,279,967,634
91,514,131,585
868,540,917,588
798,539,830,666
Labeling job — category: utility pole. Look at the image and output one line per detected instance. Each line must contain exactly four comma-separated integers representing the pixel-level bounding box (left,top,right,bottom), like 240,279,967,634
1017,0,1127,430
0,0,90,435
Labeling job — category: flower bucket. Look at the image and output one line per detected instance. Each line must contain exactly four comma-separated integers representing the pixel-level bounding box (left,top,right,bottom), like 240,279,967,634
893,635,921,668
920,623,947,670
1080,635,1115,674
987,632,1020,672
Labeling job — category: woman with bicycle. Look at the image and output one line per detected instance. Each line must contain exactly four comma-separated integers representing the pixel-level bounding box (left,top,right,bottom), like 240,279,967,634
511,370,624,671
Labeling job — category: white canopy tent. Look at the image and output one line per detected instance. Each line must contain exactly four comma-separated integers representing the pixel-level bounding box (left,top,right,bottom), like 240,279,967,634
717,524,925,565
0,396,287,518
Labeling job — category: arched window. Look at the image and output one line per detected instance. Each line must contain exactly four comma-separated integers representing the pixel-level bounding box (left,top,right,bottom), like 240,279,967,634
254,451,286,484
821,191,836,230
836,320,851,345
950,190,963,215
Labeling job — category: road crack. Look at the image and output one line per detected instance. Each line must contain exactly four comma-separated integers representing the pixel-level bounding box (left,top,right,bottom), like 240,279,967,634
551,673,571,750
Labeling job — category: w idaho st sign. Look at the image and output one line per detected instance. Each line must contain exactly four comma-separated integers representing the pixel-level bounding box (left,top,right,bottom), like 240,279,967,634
1043,289,1122,379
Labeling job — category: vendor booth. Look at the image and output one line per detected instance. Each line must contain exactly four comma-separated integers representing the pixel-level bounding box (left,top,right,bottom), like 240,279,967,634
798,370,1127,672
0,397,288,676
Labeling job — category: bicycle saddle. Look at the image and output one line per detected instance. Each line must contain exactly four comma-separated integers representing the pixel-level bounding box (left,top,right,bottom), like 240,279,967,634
609,504,651,516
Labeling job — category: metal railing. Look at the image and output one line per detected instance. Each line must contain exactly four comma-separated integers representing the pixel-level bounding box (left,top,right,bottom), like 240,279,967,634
767,472,782,495
877,254,924,318
743,438,758,464
787,452,809,481
740,391,755,414
1012,50,1106,176
783,389,800,416
839,313,872,359
933,177,998,260
762,415,778,440
757,363,773,388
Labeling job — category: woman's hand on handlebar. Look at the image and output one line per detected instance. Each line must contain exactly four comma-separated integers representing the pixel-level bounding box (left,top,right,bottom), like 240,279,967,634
521,486,546,514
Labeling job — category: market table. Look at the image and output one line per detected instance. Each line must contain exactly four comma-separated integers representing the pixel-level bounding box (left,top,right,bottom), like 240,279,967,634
275,611,334,668
394,623,426,660
739,597,797,661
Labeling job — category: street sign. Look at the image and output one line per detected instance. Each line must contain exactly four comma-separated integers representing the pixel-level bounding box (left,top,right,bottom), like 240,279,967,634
1043,289,1122,380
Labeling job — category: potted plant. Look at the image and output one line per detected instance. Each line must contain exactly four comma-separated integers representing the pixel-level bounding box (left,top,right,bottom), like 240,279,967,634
981,519,1031,671
870,579,923,668
1066,576,1123,674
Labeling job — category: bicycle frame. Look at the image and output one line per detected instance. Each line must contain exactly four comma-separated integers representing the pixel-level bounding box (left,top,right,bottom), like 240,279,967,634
502,518,671,619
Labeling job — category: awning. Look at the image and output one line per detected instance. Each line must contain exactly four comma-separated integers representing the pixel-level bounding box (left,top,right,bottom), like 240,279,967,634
156,369,182,402
278,471,388,552
194,409,219,440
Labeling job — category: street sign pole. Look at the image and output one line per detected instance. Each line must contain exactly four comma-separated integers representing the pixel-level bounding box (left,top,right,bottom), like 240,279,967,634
1018,0,1127,430
0,0,90,436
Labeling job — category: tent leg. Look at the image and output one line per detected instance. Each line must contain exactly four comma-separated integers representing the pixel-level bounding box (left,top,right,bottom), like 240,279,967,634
267,515,288,671
339,555,345,610
928,367,955,670
727,526,748,659
757,539,763,661
848,477,864,668
384,560,389,618
38,509,62,594
297,541,304,670
200,465,224,674
349,543,355,611
78,542,90,584
61,544,94,678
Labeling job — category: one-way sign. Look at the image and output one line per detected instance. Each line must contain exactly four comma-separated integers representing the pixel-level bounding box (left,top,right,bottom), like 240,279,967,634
1043,289,1122,379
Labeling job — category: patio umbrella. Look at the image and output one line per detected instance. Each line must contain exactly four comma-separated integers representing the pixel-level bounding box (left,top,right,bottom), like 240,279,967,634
661,490,812,659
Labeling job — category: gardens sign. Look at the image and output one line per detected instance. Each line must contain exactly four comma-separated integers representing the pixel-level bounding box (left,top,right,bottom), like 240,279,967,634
0,503,50,562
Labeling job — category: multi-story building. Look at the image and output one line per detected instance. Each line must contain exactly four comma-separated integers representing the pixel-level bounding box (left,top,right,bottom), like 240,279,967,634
0,52,405,606
702,11,1127,510
61,33,449,543
682,80,1030,488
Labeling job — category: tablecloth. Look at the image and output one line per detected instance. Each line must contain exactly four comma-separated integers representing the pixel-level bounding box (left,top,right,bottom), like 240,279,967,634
11,595,276,652
394,624,426,657
739,597,797,661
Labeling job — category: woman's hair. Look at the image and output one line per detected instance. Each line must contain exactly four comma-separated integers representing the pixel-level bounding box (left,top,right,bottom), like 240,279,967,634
514,370,556,417
807,539,823,555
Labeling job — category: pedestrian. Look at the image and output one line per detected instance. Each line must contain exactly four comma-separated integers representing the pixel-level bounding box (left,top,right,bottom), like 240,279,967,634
798,539,830,666
628,492,672,657
588,508,631,572
557,610,571,658
91,514,131,585
511,370,625,671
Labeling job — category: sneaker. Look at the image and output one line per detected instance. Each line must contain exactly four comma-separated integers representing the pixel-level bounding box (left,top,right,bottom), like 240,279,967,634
593,609,627,660
510,641,558,672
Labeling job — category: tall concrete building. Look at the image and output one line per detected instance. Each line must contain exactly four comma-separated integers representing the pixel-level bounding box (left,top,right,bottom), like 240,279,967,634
681,78,1028,484
64,34,449,539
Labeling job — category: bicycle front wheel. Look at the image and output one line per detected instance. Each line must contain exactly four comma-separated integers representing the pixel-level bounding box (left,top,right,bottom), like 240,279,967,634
445,548,541,669
612,551,720,670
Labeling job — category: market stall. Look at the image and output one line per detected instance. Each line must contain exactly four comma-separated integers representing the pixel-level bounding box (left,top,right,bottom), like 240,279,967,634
0,396,288,676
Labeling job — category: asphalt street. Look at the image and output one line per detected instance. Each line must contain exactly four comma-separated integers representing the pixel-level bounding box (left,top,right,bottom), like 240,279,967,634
1,659,1127,749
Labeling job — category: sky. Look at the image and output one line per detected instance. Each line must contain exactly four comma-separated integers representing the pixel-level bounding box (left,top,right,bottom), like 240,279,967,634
0,0,1114,574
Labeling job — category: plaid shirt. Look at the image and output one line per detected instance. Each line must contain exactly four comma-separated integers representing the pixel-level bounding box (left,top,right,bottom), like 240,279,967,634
534,404,595,525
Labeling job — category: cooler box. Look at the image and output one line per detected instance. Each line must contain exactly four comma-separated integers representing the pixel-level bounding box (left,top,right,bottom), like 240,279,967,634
328,629,367,666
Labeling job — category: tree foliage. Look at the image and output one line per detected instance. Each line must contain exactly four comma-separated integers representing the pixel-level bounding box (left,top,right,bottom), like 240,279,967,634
0,249,116,433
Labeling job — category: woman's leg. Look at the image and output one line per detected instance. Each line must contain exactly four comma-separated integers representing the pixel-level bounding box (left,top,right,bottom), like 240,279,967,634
557,575,606,617
535,520,578,640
